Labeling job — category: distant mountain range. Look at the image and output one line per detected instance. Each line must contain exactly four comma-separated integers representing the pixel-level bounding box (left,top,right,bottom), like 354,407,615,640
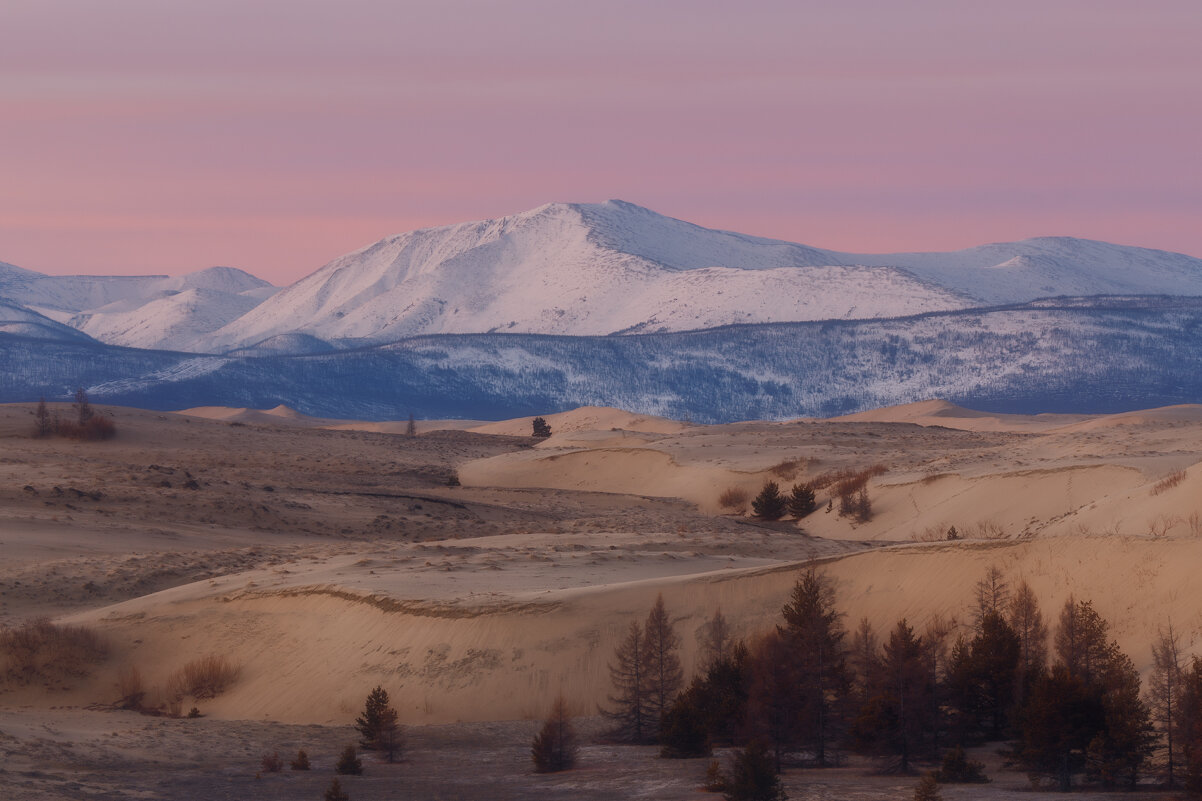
4,200,1202,354
2,201,1201,421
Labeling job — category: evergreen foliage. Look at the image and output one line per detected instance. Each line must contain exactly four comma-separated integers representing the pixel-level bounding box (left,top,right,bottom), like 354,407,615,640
785,483,816,518
354,686,399,752
335,745,362,776
323,778,350,801
934,745,988,783
289,749,310,770
912,772,941,801
531,416,552,437
723,740,786,801
751,481,787,520
660,685,712,758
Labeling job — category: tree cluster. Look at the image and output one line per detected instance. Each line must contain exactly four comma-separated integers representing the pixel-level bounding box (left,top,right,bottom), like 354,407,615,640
31,389,116,440
604,564,1184,796
750,481,818,521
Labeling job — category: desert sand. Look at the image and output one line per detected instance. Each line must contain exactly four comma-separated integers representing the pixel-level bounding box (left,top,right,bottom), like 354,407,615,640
2,398,1201,799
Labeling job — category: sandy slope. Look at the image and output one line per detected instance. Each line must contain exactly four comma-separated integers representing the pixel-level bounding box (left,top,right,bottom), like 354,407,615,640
3,398,1202,734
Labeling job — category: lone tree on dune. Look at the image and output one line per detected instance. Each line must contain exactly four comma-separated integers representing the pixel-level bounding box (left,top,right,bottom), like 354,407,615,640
603,620,652,743
751,481,787,520
532,694,579,772
405,412,417,437
532,416,552,438
355,686,401,757
643,593,684,733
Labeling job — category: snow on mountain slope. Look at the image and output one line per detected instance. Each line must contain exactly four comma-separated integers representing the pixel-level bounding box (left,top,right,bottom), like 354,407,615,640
850,237,1202,304
0,299,98,343
0,264,276,351
69,287,267,351
206,201,970,349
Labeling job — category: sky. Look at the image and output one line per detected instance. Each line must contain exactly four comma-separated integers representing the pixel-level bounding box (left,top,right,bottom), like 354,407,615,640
2,0,1200,285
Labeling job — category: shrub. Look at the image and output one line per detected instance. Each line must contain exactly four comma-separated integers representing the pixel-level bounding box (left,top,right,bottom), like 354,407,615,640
723,740,785,801
532,416,552,438
324,778,350,801
170,654,239,700
532,694,579,772
934,745,988,783
0,619,107,687
336,745,363,775
660,688,711,758
718,487,749,512
187,706,201,718
290,749,311,770
260,752,283,773
115,665,146,710
1151,469,1187,495
751,482,787,520
704,759,727,792
768,459,806,480
913,772,941,801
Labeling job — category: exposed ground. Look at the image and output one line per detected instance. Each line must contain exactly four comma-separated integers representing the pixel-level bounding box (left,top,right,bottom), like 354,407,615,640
2,399,1201,799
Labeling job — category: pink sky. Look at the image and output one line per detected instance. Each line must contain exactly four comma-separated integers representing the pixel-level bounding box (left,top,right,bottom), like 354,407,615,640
2,0,1200,284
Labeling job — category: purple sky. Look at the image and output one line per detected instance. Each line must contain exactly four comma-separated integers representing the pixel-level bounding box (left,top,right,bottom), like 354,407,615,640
2,0,1200,284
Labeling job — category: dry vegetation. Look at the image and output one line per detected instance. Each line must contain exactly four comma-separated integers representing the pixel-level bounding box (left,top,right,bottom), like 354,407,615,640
717,486,749,512
0,619,107,689
1151,469,1187,495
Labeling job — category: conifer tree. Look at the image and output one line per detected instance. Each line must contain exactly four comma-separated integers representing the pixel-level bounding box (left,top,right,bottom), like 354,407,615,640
1006,579,1047,703
355,686,397,751
34,397,50,437
642,593,683,737
603,620,652,742
531,416,552,437
778,569,847,766
723,740,786,801
532,694,579,772
324,778,350,801
973,566,1009,631
698,607,732,669
1150,624,1185,788
786,483,816,518
751,481,787,520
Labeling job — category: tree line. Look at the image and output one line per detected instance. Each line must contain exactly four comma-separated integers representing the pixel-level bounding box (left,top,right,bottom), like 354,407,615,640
591,567,1202,797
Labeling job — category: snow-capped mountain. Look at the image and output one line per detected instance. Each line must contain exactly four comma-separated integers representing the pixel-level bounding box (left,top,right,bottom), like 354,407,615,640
206,200,1202,351
0,264,275,351
4,201,1202,356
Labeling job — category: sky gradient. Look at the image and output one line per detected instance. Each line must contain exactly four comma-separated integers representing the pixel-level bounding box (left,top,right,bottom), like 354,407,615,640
2,0,1200,284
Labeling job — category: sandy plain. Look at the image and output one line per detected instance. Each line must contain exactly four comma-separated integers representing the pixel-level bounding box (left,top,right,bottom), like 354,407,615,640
2,399,1201,800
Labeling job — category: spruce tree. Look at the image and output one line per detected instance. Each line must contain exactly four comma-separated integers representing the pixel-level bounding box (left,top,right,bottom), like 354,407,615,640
786,483,816,518
355,686,395,751
751,481,787,520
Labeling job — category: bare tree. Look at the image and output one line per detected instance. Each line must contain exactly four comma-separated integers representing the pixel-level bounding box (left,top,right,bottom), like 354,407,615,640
698,607,733,669
532,694,579,772
973,566,1009,631
643,593,683,736
603,620,651,742
1149,624,1185,788
1007,579,1048,688
33,397,50,437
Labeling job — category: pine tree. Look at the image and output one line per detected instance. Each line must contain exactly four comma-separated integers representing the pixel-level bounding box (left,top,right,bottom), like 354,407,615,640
355,686,395,751
778,569,847,766
912,772,941,801
335,745,362,775
751,481,787,520
532,694,579,772
603,620,652,742
375,706,404,763
723,740,786,801
1055,598,1110,685
786,483,816,518
532,416,552,438
659,685,711,758
642,593,683,738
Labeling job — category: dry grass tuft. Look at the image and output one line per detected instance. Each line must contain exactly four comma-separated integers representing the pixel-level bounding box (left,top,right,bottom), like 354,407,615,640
718,487,749,512
168,654,240,700
0,619,108,688
115,665,146,710
768,458,808,480
1151,469,1187,496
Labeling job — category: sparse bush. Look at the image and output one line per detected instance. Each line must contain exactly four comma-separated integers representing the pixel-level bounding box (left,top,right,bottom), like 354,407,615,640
946,526,959,541
704,759,727,792
115,665,146,710
1151,469,1187,495
934,745,988,783
723,740,785,801
187,706,201,718
913,772,942,801
532,694,579,772
719,487,750,512
324,778,350,801
168,654,239,700
335,745,362,775
768,459,806,480
0,619,108,687
751,482,787,520
290,749,311,770
261,752,283,773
